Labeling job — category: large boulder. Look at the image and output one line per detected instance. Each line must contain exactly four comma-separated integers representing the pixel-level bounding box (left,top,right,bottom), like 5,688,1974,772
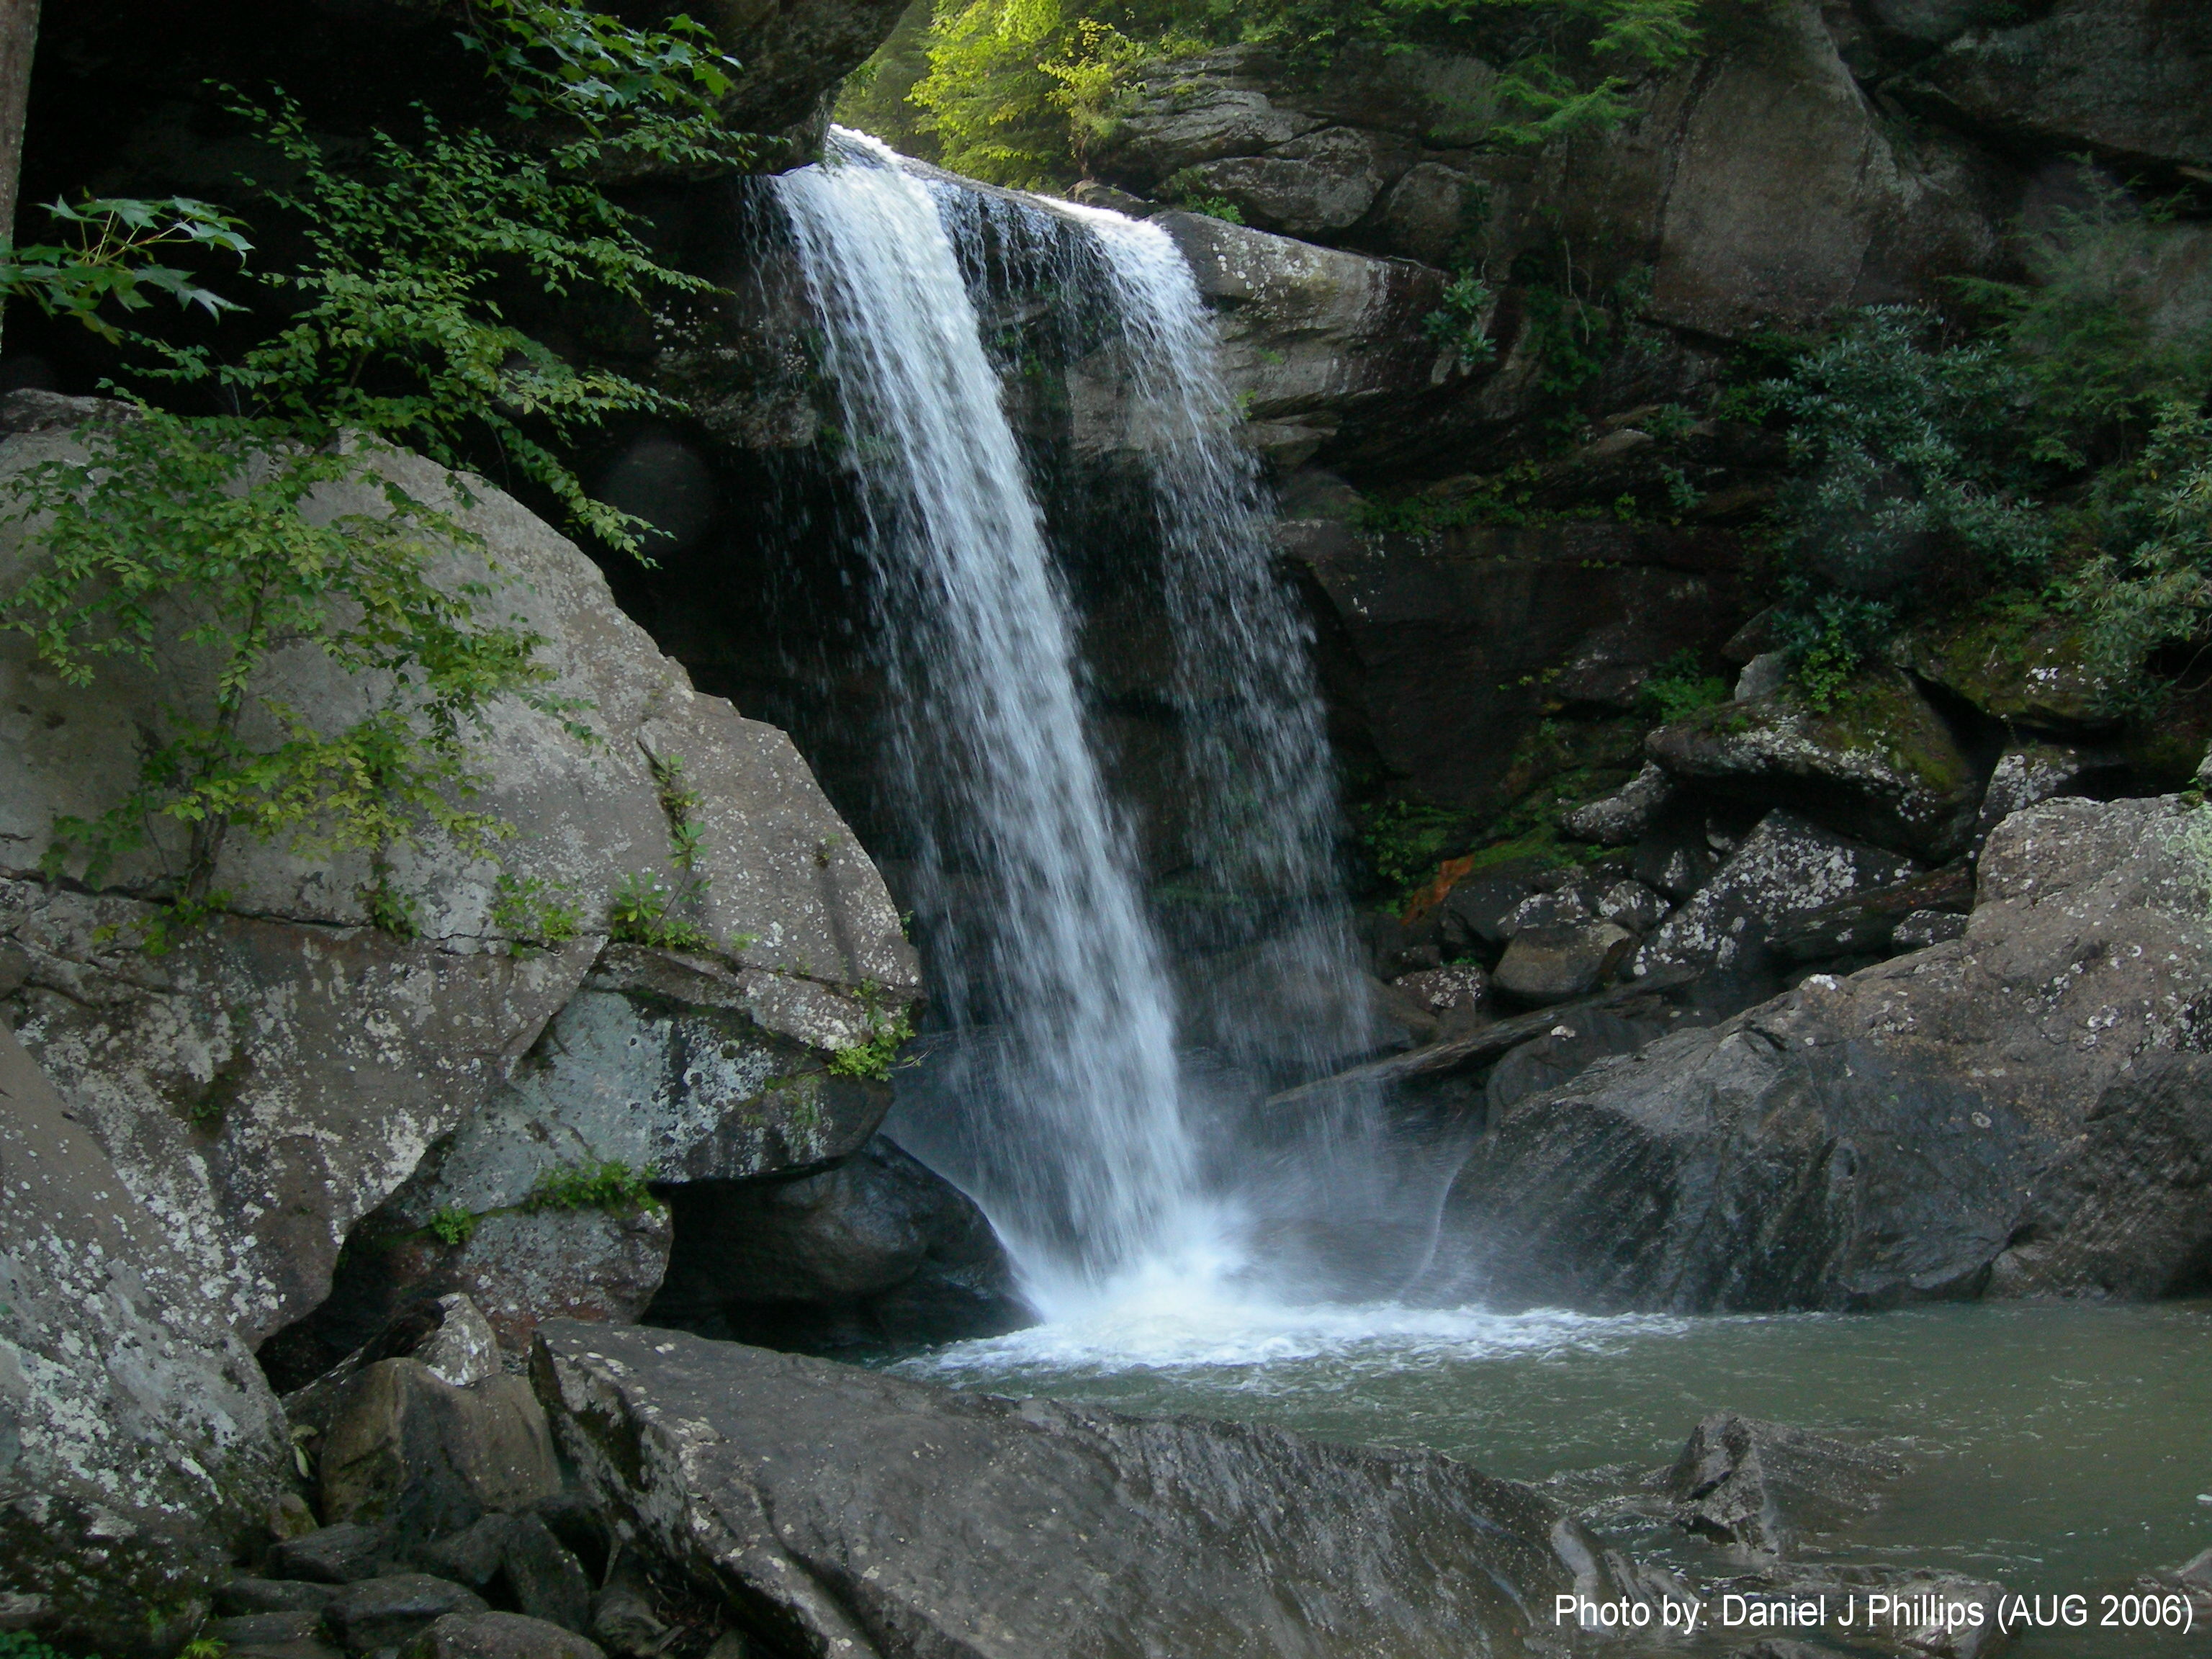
531,1321,1673,1658
0,404,917,1349
0,1027,291,1651
1646,671,1984,861
1422,794,2212,1312
294,945,904,1357
648,1136,1030,1355
1900,1,2212,172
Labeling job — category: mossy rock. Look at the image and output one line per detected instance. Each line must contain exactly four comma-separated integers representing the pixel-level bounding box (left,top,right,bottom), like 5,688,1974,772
1902,610,2132,730
1647,667,1982,860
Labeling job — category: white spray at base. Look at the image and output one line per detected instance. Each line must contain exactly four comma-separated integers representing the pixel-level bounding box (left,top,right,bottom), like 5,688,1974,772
777,132,1407,1331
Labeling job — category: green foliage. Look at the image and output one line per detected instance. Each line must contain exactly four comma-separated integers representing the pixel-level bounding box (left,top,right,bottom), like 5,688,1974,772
1635,649,1729,722
0,3,738,936
0,1637,82,1659
827,986,917,1079
1354,796,1472,898
492,870,585,948
7,411,554,899
0,196,250,341
606,871,717,952
891,0,1726,189
1160,170,1247,222
1758,181,2212,706
2062,403,2212,699
649,751,707,869
526,1159,657,1211
428,1203,479,1246
1423,272,1498,367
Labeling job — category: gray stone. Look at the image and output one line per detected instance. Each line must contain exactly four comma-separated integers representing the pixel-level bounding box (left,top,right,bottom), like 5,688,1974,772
1486,1009,1672,1118
1142,212,1447,466
1596,880,1668,935
270,1526,390,1586
316,1360,559,1547
212,1614,330,1647
1974,741,2122,844
691,0,910,140
323,1575,489,1656
1665,1411,1906,1556
649,1137,1030,1355
1892,909,1968,950
0,426,916,1350
1733,650,1789,701
1864,0,1978,45
1437,863,1557,956
1647,670,1982,861
498,1516,593,1636
413,1297,501,1390
1768,863,1974,963
1177,125,1396,236
217,1581,340,1617
531,1321,1673,1658
1492,922,1636,1007
1562,762,1678,846
1646,1,2004,338
1635,811,1920,1002
586,1569,667,1659
414,1517,513,1590
1389,964,1488,1017
401,1612,606,1659
1904,1,2212,171
1501,887,1593,935
0,1027,289,1646
1425,795,2212,1312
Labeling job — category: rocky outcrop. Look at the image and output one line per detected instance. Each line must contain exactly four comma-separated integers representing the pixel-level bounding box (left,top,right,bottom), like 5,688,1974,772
1665,1411,1905,1558
1898,1,2212,174
1422,794,2212,1312
531,1321,1673,1658
1284,513,1751,816
0,1027,291,1651
1141,210,1450,467
0,410,928,1635
1084,4,2010,338
1,415,918,1357
1646,673,1984,862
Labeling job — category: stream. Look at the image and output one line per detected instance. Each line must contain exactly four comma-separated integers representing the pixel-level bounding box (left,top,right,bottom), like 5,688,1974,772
896,1298,2212,1655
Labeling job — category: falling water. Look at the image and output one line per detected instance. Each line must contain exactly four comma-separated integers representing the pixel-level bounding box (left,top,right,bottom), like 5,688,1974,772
773,132,1206,1292
1061,203,1375,1082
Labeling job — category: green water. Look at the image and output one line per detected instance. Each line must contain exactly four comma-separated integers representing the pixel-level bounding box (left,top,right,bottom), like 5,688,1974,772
898,1299,2212,1653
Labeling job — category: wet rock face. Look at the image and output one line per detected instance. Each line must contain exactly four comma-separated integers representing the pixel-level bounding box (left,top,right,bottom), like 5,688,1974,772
1422,795,2212,1313
648,1136,1030,1356
531,1321,1665,1658
0,1028,289,1651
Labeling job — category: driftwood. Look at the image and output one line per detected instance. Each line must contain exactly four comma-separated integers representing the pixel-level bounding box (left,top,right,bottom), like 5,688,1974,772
1264,967,1697,1112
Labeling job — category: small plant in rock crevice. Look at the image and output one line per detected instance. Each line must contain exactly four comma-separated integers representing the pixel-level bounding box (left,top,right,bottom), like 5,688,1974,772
1423,272,1499,370
606,871,718,954
827,983,917,1080
525,1159,658,1213
428,1203,480,1247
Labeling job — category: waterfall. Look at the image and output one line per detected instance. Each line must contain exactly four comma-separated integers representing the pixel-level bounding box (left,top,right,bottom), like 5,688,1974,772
1061,204,1375,1084
775,130,1406,1310
773,132,1205,1294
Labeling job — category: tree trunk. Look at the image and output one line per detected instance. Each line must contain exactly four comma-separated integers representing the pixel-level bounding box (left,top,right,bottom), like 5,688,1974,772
0,0,37,248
